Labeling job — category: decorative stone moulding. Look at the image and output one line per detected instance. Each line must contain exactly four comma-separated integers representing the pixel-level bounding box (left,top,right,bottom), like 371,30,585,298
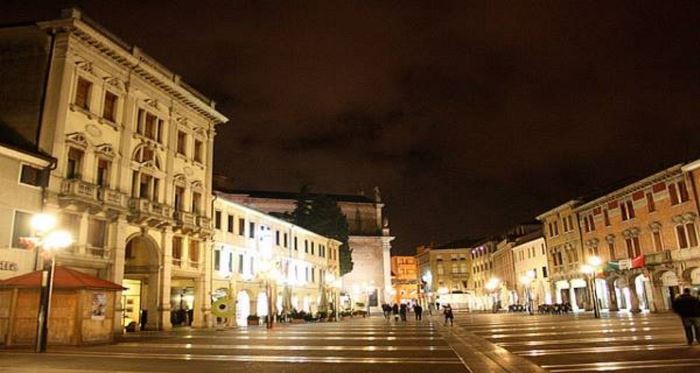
76,60,94,74
649,222,662,231
95,143,116,158
85,124,102,138
66,132,89,148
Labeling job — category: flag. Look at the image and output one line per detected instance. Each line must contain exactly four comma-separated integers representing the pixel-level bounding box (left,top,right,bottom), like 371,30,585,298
605,260,620,272
631,255,645,268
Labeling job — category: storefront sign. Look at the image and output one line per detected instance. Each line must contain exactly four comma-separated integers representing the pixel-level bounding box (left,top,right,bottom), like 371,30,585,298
0,261,18,272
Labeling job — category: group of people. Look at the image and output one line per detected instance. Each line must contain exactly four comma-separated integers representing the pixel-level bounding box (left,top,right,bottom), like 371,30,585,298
380,302,454,326
382,303,422,321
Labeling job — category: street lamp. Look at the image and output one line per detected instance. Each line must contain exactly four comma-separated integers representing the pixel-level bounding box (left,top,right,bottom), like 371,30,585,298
31,213,72,353
581,255,602,319
485,277,500,313
519,270,536,315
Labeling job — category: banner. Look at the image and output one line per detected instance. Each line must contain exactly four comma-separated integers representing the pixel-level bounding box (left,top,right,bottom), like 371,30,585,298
604,255,645,272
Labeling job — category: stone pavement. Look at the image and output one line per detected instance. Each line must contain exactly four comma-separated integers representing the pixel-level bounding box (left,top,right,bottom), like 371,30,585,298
0,314,544,373
457,310,700,372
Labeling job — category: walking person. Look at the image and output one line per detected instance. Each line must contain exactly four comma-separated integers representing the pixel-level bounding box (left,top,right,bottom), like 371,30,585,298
443,304,454,326
392,303,399,322
415,304,423,321
672,288,700,345
399,303,407,322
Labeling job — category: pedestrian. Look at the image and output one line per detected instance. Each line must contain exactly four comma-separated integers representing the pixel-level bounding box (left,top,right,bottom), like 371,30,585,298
443,304,454,326
382,304,391,320
415,304,423,320
392,303,399,322
428,302,434,316
399,303,407,321
672,288,700,345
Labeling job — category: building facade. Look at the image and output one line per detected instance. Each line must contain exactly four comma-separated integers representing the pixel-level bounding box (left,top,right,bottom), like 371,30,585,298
416,242,473,309
219,188,394,312
0,144,54,280
390,256,418,304
512,230,551,306
212,192,340,326
0,9,228,331
492,238,517,307
470,238,498,310
576,163,700,313
537,201,589,310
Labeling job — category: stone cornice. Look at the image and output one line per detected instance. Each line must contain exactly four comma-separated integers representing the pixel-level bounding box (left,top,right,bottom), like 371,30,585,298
37,14,228,125
576,164,684,213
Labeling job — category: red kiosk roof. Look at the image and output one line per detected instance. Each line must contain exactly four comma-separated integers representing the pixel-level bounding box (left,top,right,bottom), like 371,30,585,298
0,266,124,290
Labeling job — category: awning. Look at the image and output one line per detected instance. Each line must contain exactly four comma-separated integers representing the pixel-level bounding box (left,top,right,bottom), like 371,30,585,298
0,266,124,290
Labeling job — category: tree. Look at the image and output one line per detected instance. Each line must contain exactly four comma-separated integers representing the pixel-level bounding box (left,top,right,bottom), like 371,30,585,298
288,187,353,275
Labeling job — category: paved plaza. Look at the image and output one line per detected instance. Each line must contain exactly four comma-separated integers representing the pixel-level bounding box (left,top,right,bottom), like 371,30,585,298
2,312,700,372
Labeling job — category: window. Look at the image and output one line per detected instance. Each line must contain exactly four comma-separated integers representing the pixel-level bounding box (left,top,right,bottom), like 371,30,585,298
61,213,80,243
191,191,201,214
11,211,32,248
625,236,641,258
553,221,559,236
311,242,315,255
103,91,118,121
669,181,690,205
275,230,280,246
249,222,255,239
172,237,183,261
583,215,595,232
137,173,158,201
214,249,221,271
294,237,298,250
87,218,106,248
284,233,288,248
227,215,234,233
174,186,185,211
620,200,635,221
177,131,187,155
542,266,548,278
66,147,84,179
646,193,656,212
96,158,110,187
19,164,43,187
677,223,698,249
228,252,233,273
238,218,245,236
603,209,610,226
305,240,309,253
189,240,200,263
137,109,162,142
194,139,203,163
74,77,92,109
214,210,222,230
238,254,244,274
608,241,615,259
653,231,663,251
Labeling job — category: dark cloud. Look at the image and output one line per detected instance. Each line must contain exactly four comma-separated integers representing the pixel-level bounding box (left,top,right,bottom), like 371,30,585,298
2,0,699,254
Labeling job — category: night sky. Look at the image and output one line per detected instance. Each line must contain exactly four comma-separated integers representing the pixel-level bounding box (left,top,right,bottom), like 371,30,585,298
2,1,699,255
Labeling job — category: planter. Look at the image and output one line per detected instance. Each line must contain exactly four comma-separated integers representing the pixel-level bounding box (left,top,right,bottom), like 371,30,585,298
291,318,305,324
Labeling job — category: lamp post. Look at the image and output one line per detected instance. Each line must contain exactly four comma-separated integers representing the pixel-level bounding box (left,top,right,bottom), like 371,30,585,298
581,256,602,319
519,270,536,315
485,277,500,313
31,213,72,353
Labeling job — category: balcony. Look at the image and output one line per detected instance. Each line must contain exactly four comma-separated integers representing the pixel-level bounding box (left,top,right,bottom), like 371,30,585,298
671,246,700,262
98,188,128,211
128,198,173,227
59,179,100,209
644,250,672,266
174,210,196,232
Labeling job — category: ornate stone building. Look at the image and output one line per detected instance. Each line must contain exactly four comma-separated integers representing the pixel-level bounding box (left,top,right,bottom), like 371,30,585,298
212,192,340,326
576,163,700,313
219,187,393,312
512,230,551,306
537,201,589,310
417,240,475,309
390,256,418,304
0,9,228,331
